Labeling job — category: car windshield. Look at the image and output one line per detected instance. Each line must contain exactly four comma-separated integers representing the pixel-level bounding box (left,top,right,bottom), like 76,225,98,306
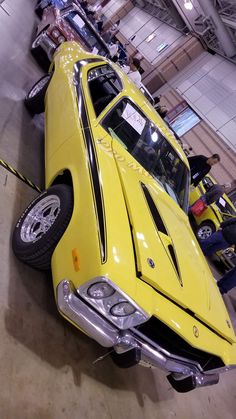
63,10,108,56
102,98,190,211
215,197,236,218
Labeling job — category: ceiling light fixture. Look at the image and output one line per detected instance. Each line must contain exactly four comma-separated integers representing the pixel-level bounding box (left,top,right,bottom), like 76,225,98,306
184,0,193,10
145,33,156,43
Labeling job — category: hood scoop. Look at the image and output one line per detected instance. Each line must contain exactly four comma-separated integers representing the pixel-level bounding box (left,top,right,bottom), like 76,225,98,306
141,182,182,286
141,182,168,235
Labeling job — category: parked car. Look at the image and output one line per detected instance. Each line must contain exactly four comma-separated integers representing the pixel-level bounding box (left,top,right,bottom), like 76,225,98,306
32,3,110,68
189,175,236,240
35,0,82,18
13,42,236,393
189,175,236,268
214,247,236,270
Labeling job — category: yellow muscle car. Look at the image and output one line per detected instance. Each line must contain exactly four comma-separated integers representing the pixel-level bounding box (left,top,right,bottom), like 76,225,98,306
12,42,236,392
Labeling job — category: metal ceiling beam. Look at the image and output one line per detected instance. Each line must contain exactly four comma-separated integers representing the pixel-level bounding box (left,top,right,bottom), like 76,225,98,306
133,0,187,32
198,0,236,57
221,16,236,30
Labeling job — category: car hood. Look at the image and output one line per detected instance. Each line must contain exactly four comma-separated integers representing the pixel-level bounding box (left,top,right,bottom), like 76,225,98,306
112,144,234,342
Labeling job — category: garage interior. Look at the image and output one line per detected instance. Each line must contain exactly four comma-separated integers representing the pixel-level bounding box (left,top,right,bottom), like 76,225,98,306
0,0,236,418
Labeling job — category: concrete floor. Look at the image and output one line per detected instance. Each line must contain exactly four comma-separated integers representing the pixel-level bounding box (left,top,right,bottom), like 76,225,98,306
1,1,236,418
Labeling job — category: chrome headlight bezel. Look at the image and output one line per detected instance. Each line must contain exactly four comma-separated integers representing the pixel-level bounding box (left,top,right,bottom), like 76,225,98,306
77,277,150,330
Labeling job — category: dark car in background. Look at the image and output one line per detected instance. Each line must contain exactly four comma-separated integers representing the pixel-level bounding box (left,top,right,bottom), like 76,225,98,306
32,3,110,68
35,0,82,18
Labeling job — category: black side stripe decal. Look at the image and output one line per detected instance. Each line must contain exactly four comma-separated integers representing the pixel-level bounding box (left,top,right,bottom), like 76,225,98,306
140,182,182,286
141,182,168,235
75,60,107,263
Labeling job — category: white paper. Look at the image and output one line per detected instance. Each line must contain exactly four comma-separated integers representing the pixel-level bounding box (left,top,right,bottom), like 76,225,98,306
73,14,85,28
121,103,146,135
219,197,226,207
91,46,99,55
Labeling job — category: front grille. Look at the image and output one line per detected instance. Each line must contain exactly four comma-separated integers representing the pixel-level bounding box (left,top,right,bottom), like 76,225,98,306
134,317,225,371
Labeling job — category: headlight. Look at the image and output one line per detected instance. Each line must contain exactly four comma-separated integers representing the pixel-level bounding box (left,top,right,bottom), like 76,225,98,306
78,277,150,330
58,35,65,44
110,302,136,317
52,29,60,38
88,282,115,299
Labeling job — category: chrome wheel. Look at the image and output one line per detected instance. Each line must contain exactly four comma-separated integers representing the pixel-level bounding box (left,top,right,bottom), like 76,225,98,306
28,75,51,99
20,195,61,243
197,225,214,240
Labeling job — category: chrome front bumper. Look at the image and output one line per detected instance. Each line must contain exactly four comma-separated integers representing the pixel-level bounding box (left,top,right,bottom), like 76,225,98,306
33,32,57,61
57,280,222,391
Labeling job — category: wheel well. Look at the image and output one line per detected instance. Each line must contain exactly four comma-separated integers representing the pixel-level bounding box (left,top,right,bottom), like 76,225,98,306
51,170,73,188
198,220,216,230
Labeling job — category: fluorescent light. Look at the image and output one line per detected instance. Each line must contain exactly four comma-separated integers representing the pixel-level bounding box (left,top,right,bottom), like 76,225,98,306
151,131,158,142
156,42,168,52
184,0,193,10
145,33,156,43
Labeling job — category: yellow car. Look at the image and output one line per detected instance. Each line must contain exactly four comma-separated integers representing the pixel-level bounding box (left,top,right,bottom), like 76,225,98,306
12,42,236,392
189,175,236,238
189,175,236,268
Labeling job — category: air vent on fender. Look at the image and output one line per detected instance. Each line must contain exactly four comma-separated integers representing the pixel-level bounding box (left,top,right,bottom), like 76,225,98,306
140,182,182,286
140,182,168,235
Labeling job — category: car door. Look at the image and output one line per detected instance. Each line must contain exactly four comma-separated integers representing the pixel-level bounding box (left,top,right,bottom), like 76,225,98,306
80,62,137,282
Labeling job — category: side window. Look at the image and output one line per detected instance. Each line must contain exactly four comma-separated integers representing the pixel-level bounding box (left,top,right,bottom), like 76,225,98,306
216,199,236,217
88,65,122,117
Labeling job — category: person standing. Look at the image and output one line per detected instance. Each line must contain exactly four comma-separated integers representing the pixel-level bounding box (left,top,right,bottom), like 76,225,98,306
153,95,161,108
197,183,231,206
199,217,236,256
182,144,193,156
122,58,142,88
108,41,119,59
188,154,220,187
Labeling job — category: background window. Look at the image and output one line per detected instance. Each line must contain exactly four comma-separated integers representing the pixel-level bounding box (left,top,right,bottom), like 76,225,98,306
165,101,200,137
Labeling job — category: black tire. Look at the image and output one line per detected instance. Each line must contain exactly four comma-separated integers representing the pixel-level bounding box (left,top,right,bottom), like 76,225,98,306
25,74,51,114
35,6,43,19
31,31,51,71
196,221,216,241
12,185,73,270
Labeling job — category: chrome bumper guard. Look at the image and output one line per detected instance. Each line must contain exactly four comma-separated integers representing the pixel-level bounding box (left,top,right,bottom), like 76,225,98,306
57,280,222,390
34,32,56,60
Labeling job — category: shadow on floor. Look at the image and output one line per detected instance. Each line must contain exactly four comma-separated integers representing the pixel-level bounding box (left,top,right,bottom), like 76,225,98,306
6,252,174,406
7,176,173,407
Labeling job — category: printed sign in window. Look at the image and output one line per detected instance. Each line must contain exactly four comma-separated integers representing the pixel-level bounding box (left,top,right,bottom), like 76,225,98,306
121,103,146,135
91,46,99,55
219,197,226,207
73,14,85,28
